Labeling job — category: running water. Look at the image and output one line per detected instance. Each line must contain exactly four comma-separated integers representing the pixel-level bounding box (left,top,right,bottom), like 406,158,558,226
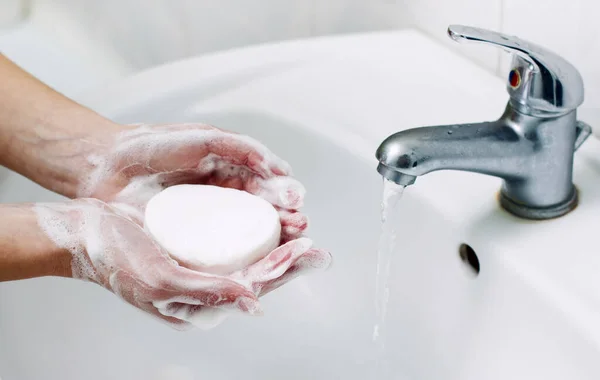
373,179,406,379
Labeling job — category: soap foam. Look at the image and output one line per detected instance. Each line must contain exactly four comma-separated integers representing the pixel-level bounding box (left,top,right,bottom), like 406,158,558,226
79,124,293,199
34,200,100,283
34,198,260,330
251,176,306,209
34,199,160,286
78,125,303,228
153,237,331,329
35,198,327,330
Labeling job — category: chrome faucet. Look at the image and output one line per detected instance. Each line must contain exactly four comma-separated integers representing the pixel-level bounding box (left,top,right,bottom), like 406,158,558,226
376,25,592,220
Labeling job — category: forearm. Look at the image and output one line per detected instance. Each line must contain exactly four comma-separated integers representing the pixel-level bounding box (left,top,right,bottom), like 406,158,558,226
0,204,71,281
0,54,121,198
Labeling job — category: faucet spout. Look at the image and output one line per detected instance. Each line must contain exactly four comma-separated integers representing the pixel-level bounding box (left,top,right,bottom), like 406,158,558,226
376,118,525,181
376,104,588,220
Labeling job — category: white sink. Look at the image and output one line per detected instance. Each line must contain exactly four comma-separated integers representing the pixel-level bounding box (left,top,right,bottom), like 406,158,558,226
2,29,600,379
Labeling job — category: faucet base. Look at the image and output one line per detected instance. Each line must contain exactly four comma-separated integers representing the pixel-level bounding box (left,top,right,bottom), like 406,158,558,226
499,187,579,220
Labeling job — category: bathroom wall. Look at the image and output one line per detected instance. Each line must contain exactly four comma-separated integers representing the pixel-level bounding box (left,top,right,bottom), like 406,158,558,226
31,0,405,70
26,0,600,124
404,0,600,123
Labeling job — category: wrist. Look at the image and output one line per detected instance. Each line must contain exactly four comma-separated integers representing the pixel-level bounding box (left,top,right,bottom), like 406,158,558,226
1,114,122,198
0,55,124,198
0,204,72,281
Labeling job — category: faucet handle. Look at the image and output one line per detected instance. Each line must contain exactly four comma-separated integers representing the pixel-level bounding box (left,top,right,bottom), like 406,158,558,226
447,25,584,117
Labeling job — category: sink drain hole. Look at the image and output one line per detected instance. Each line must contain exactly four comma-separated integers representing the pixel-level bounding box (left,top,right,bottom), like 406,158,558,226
459,243,480,276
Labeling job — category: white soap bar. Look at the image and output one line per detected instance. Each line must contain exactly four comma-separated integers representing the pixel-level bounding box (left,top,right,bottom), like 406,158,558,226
144,184,281,275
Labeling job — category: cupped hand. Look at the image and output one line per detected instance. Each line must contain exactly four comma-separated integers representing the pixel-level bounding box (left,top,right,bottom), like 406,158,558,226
82,124,310,243
64,123,331,327
35,198,262,330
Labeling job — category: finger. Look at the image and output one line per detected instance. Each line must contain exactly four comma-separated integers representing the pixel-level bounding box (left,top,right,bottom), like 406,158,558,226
122,126,290,179
156,165,304,212
278,209,309,230
242,238,313,284
192,124,292,176
182,173,307,242
113,274,194,331
156,165,247,190
257,248,332,296
138,301,194,331
207,171,306,211
205,132,291,178
157,304,231,330
295,248,332,271
277,209,308,242
160,266,263,315
245,176,306,209
221,133,292,177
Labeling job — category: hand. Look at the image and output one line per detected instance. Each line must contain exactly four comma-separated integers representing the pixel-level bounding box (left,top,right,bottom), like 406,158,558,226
156,237,330,329
72,123,331,327
35,198,264,330
80,124,311,243
0,56,330,329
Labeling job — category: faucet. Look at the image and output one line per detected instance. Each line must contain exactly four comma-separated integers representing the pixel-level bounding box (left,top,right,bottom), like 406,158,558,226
376,25,592,220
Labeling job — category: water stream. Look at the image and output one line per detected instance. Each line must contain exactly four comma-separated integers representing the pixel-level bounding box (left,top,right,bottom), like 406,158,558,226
373,180,406,379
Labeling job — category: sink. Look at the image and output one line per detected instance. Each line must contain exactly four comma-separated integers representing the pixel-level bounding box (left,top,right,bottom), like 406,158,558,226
2,29,600,379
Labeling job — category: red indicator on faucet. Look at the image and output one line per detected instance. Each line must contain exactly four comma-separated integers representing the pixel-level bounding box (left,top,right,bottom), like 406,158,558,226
509,69,521,88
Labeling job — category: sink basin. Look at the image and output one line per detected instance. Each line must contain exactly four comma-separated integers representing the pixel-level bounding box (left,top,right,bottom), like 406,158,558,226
2,29,600,379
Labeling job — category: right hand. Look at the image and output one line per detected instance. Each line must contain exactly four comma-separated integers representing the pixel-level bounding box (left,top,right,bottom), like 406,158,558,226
34,198,264,330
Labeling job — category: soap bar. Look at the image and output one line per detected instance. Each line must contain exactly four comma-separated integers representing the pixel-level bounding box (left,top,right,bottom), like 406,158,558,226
144,184,281,275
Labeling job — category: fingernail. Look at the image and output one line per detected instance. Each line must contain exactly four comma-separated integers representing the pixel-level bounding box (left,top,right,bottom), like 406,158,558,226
283,226,301,237
278,179,306,209
259,177,305,208
288,249,332,275
292,237,313,254
237,297,264,316
269,156,293,176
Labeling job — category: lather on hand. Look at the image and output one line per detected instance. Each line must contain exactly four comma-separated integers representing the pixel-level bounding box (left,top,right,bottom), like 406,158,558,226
0,54,331,330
